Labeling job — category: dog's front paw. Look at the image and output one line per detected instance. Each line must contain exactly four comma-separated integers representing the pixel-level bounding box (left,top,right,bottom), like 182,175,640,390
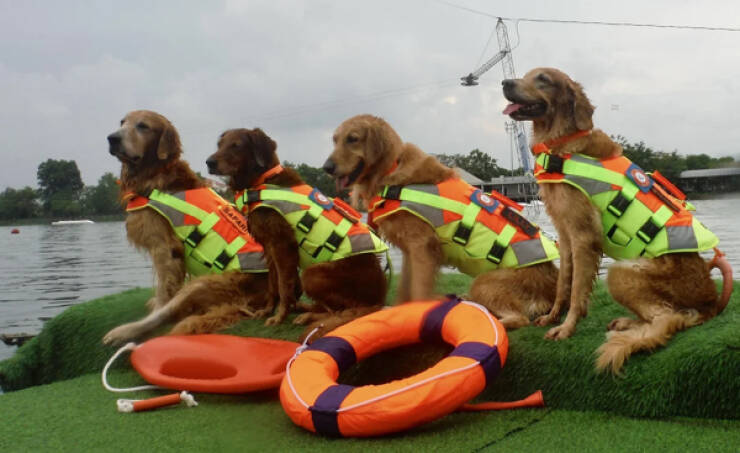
264,314,285,326
251,308,273,319
103,325,134,346
293,313,316,325
544,323,574,340
534,314,558,326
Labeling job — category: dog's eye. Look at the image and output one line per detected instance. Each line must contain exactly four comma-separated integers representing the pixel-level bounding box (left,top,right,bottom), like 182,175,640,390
346,135,359,144
136,122,149,131
536,73,552,85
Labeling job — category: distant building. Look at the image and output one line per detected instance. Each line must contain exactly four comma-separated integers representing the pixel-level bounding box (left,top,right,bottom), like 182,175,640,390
679,167,740,193
452,167,485,188
452,167,539,201
486,175,538,201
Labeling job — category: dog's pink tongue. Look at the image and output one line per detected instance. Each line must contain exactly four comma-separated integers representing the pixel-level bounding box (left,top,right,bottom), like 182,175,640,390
336,176,349,193
503,103,523,115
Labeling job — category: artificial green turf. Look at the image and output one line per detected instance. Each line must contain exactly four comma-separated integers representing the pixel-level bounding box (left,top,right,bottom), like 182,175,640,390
1,372,738,452
1,276,738,421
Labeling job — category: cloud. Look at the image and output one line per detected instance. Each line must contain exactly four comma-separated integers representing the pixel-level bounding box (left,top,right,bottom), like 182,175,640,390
0,0,738,189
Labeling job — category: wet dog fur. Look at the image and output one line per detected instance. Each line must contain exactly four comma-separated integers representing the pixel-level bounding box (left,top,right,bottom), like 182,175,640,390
206,127,387,339
502,68,730,373
102,110,269,345
323,114,558,329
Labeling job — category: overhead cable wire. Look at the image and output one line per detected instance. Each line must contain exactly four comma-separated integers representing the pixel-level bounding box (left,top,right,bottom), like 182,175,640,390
434,0,740,32
244,78,460,123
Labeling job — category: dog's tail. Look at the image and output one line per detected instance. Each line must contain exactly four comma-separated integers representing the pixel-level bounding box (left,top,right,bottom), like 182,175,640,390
706,248,733,318
595,310,702,375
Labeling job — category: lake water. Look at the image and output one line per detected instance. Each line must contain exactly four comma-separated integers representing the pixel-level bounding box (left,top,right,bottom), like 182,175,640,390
1,197,738,361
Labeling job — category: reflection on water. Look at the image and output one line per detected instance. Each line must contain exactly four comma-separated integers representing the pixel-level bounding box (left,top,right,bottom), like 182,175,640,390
0,197,738,361
0,221,154,361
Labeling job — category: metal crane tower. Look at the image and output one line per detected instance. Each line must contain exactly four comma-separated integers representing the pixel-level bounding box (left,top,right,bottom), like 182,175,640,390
462,18,532,174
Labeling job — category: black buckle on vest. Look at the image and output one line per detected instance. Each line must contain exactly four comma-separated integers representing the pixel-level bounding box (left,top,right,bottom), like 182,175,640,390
637,218,661,244
607,192,631,217
246,190,261,204
452,224,472,245
383,185,403,200
544,155,565,174
501,207,538,237
213,250,232,270
297,213,317,233
324,232,344,252
486,241,506,264
185,229,204,248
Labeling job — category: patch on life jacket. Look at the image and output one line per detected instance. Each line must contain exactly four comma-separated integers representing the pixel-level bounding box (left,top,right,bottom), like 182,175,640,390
220,204,249,235
470,190,499,214
625,163,653,193
309,188,334,210
500,207,538,237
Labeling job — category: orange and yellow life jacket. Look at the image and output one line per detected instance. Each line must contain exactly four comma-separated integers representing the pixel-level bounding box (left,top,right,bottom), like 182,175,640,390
367,178,559,276
532,132,719,259
126,188,267,275
235,184,388,269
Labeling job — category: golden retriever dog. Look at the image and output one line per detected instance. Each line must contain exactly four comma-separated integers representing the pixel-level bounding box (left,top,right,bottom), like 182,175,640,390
322,114,559,329
103,110,270,345
206,128,387,339
502,68,732,373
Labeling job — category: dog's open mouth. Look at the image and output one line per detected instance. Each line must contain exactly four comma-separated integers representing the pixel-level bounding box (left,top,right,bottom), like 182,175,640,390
503,102,547,120
335,161,365,193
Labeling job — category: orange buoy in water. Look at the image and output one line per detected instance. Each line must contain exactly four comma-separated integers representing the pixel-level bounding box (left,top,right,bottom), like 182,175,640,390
11,228,19,234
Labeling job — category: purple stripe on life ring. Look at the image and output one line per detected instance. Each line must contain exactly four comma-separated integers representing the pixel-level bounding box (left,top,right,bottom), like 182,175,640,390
307,336,357,373
449,342,502,387
420,295,461,344
310,384,355,437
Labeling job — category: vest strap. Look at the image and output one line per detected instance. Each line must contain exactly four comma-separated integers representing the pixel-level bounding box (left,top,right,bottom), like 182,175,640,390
486,241,506,264
185,229,204,248
543,155,565,174
452,224,472,245
637,218,661,244
606,192,632,217
213,236,248,270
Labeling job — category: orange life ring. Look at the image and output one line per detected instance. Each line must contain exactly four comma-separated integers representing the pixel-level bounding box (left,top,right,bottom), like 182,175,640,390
279,296,509,437
130,335,299,393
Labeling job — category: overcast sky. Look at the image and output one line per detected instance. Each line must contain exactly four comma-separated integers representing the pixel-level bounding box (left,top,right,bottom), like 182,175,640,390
1,0,739,189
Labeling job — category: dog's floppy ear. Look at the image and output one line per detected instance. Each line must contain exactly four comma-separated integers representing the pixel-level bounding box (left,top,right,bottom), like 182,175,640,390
365,117,401,165
569,80,595,131
157,122,181,160
248,128,276,169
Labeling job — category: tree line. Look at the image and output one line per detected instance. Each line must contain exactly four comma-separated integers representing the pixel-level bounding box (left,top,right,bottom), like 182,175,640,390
2,142,736,222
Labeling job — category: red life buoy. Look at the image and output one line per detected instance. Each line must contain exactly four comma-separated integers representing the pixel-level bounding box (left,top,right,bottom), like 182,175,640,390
279,296,509,437
130,335,299,393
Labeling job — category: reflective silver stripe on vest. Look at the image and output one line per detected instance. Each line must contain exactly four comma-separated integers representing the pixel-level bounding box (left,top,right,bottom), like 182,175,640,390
237,252,267,271
510,238,548,265
666,225,698,250
261,199,303,215
400,185,445,228
563,155,612,196
565,175,612,196
348,233,375,254
148,197,186,226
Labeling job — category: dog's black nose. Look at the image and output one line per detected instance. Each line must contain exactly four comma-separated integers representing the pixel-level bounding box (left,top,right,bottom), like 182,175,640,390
502,79,516,89
107,132,121,146
206,158,217,170
322,158,336,176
